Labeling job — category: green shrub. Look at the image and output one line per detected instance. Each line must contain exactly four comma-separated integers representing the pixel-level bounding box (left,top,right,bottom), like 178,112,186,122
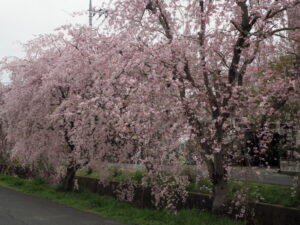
108,166,123,178
180,166,195,183
131,170,144,183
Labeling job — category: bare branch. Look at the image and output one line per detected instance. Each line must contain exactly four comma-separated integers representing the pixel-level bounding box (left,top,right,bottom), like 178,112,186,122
198,0,219,118
269,26,300,36
231,20,246,35
237,40,261,86
146,0,173,41
264,1,300,21
214,50,230,68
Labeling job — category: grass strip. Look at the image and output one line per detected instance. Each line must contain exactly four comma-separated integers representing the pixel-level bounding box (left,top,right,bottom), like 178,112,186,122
188,179,300,209
0,174,244,225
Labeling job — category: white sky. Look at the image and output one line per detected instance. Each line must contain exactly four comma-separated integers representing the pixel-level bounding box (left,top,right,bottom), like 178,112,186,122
0,0,105,83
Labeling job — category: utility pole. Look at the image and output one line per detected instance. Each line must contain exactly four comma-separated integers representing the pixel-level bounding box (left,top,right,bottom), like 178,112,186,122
287,5,300,76
89,0,107,27
89,0,93,27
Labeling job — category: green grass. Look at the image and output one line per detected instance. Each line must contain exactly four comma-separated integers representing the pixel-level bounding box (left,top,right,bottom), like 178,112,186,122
76,169,101,178
0,174,244,225
188,179,300,209
227,181,300,208
77,168,300,209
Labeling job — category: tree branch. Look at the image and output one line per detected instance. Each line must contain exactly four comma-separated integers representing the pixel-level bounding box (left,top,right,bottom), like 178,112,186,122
146,0,173,41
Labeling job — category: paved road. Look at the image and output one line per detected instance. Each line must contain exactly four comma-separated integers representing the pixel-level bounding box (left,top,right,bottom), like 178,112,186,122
228,167,295,186
107,163,295,186
198,166,295,186
0,186,129,225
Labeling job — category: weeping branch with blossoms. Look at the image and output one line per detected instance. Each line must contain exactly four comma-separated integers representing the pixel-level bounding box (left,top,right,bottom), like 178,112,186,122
0,0,299,215
98,0,300,213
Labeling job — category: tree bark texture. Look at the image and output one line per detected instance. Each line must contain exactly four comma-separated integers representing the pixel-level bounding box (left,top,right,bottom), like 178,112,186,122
210,153,228,214
61,164,79,191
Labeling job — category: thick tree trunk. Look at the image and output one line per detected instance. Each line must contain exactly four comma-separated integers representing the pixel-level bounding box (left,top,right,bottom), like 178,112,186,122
207,153,228,214
212,176,228,214
61,164,78,191
86,166,93,175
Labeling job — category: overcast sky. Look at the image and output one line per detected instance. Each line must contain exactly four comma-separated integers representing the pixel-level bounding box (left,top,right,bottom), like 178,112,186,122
0,0,105,83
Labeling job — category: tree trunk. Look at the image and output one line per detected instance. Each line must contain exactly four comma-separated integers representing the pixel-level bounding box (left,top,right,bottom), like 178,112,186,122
209,153,228,214
61,164,78,191
86,166,93,175
212,176,227,214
